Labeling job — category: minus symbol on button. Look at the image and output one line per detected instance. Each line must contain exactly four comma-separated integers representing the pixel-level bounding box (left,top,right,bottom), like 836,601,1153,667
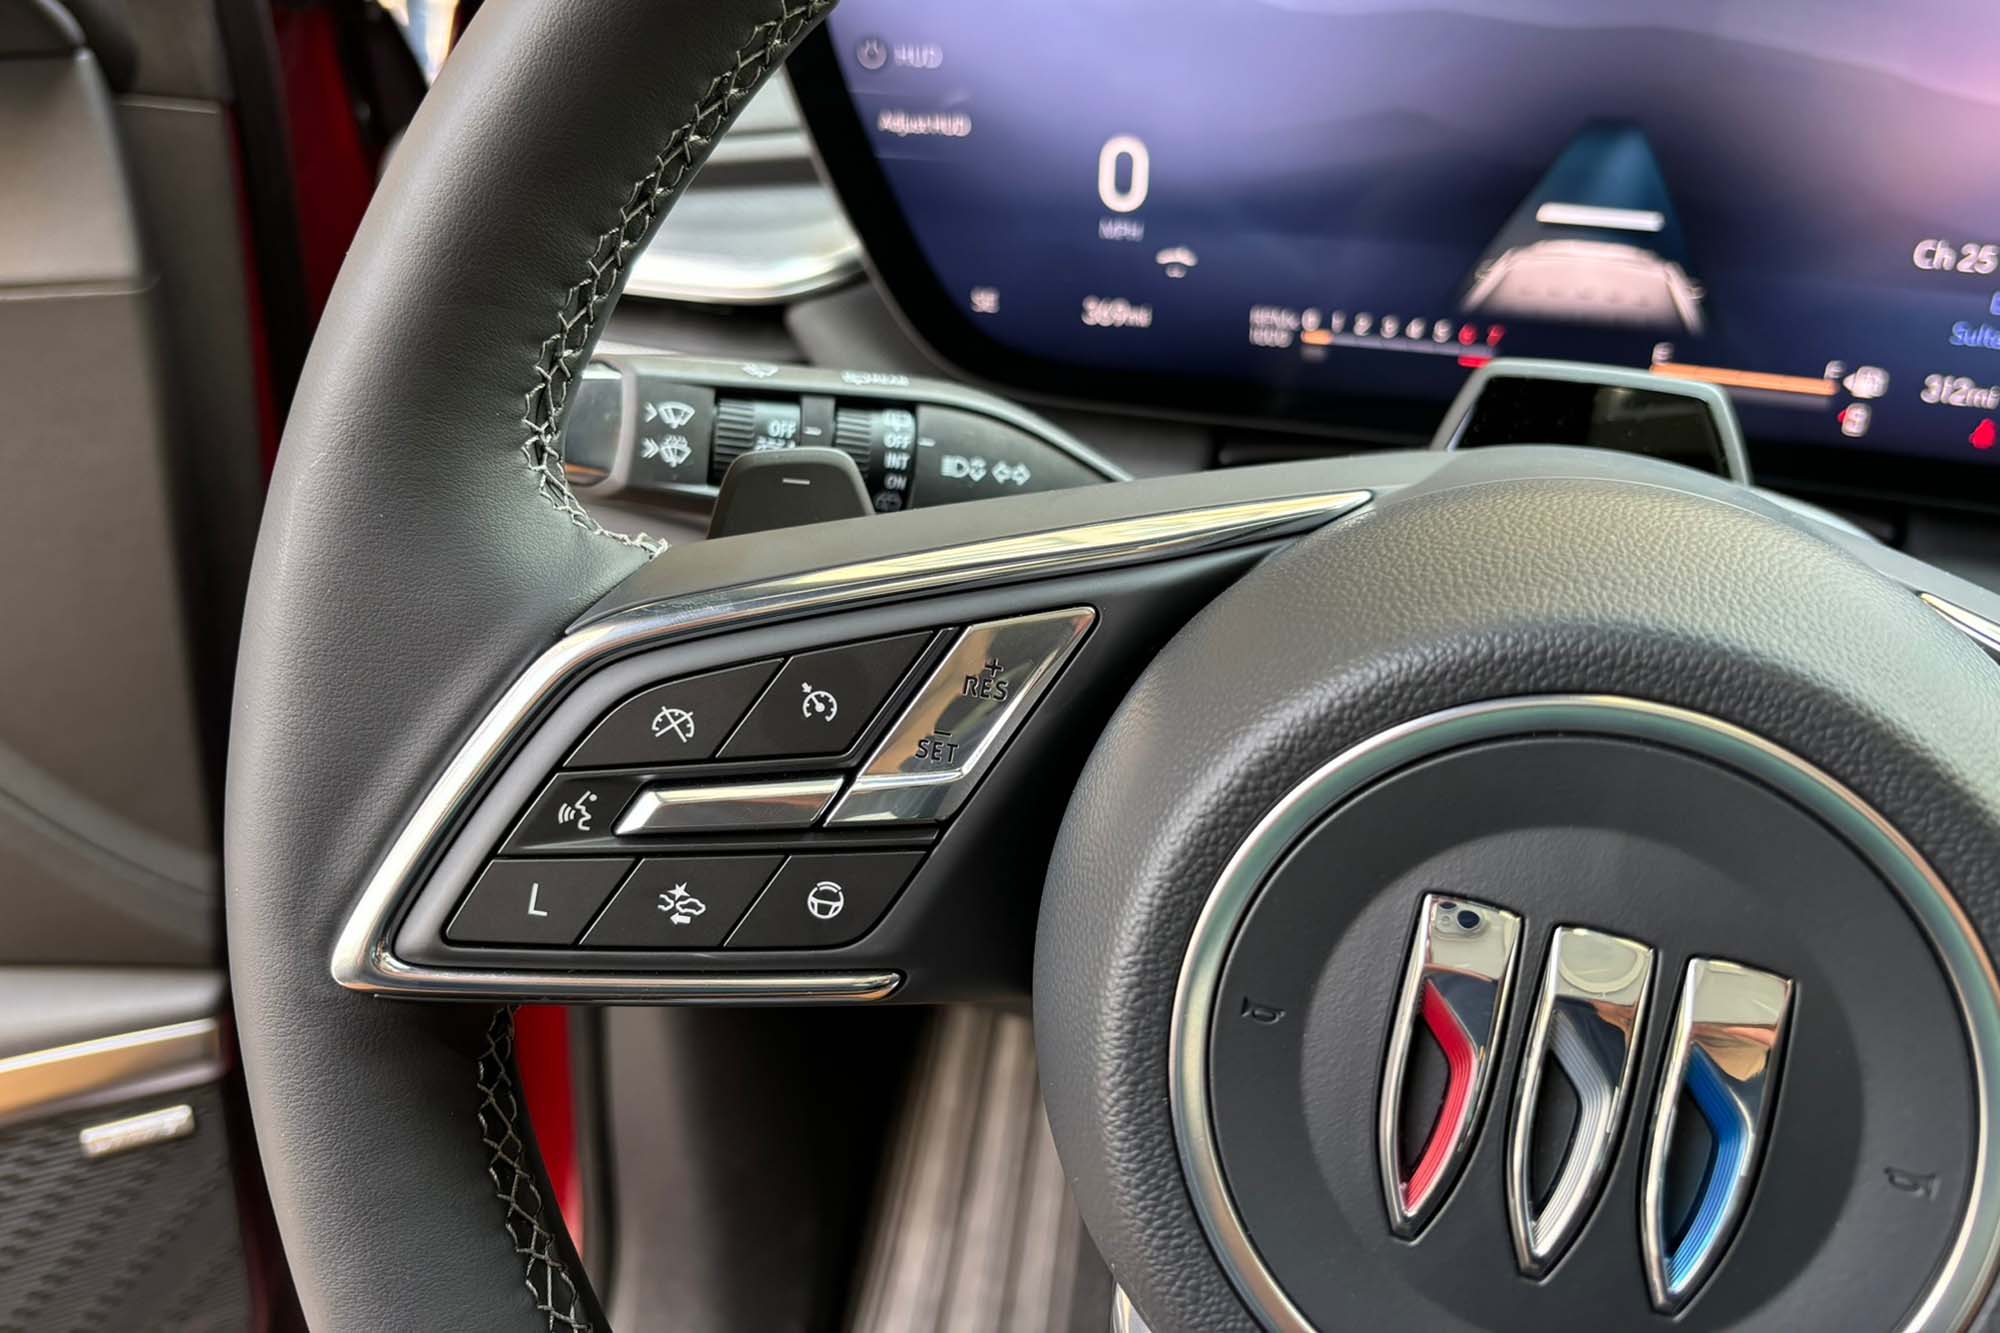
781,477,813,486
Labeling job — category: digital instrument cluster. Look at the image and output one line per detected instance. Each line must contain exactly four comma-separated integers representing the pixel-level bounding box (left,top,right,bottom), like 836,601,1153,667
796,0,2000,473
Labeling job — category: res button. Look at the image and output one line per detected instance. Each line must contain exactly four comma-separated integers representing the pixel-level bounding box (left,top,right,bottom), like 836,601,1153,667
718,633,932,759
567,661,779,768
826,608,1093,824
445,859,631,946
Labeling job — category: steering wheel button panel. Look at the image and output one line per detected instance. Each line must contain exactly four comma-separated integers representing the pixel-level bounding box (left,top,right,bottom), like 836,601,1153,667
726,851,927,949
580,856,783,949
444,858,632,946
612,776,844,835
718,631,934,759
566,660,779,768
827,608,1095,825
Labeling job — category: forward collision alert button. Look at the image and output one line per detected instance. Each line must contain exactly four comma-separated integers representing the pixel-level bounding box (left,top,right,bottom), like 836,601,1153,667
825,607,1094,824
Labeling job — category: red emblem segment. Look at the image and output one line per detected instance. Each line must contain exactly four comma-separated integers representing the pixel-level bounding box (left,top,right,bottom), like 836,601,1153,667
1378,894,1523,1238
1402,980,1479,1212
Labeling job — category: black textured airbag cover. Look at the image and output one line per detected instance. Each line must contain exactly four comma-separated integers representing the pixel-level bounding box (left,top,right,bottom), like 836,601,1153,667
1034,458,2000,1332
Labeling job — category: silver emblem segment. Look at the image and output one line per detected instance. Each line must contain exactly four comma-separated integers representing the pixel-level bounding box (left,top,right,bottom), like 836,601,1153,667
1640,957,1794,1313
1379,893,1523,1237
1506,927,1655,1277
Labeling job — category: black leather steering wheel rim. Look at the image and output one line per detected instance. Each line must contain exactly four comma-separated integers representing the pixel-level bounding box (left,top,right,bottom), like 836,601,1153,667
225,0,827,1325
224,0,2000,1326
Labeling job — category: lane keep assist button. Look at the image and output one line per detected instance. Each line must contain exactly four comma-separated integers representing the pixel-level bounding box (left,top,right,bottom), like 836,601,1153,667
824,608,1094,825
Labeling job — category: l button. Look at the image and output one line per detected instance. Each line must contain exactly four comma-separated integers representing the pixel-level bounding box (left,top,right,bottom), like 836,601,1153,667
445,859,632,946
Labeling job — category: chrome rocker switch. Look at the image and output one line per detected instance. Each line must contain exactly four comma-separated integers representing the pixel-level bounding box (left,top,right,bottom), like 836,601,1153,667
825,607,1094,825
1379,893,1522,1239
1640,957,1793,1314
613,776,843,835
1507,926,1655,1278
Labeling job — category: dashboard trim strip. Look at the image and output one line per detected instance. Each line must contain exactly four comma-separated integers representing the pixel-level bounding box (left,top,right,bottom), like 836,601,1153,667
0,1019,224,1130
331,490,1371,1002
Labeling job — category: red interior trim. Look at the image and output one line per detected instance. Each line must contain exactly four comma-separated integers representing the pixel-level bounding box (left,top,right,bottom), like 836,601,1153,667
514,1005,586,1253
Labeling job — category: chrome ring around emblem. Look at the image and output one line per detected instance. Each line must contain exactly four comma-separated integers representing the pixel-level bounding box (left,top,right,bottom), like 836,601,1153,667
1168,696,2000,1333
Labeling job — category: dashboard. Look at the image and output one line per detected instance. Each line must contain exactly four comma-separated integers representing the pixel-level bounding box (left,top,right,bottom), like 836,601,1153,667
790,0,2000,484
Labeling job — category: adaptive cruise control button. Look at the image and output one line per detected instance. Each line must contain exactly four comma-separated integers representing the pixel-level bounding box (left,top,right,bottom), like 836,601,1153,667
726,851,925,949
718,632,932,759
581,856,781,949
827,608,1093,824
567,660,779,768
445,859,631,946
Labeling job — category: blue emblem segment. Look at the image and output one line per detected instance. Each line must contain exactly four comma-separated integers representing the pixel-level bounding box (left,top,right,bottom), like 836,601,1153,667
1666,1046,1754,1294
1640,957,1792,1314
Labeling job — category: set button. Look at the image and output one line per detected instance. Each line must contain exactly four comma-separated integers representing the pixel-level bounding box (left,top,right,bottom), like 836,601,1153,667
827,608,1094,824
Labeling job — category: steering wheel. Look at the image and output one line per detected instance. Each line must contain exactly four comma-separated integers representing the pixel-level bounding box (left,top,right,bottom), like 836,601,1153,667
226,1,2000,1328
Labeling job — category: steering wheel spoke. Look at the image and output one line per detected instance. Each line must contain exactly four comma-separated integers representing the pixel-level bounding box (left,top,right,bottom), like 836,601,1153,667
333,475,1376,1003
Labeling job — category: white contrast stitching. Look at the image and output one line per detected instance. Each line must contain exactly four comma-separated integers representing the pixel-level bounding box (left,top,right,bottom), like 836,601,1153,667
478,1009,593,1332
520,0,835,557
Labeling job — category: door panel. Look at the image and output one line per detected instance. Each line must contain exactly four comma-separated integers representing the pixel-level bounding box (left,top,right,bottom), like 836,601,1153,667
0,0,279,1322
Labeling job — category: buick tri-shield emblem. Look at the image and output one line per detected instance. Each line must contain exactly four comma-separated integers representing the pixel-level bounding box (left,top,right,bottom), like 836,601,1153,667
1380,898,1792,1311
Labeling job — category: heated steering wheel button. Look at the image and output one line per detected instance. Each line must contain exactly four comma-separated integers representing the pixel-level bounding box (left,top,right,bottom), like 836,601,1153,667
581,856,782,949
725,851,924,949
718,633,932,759
567,660,779,768
445,859,631,946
